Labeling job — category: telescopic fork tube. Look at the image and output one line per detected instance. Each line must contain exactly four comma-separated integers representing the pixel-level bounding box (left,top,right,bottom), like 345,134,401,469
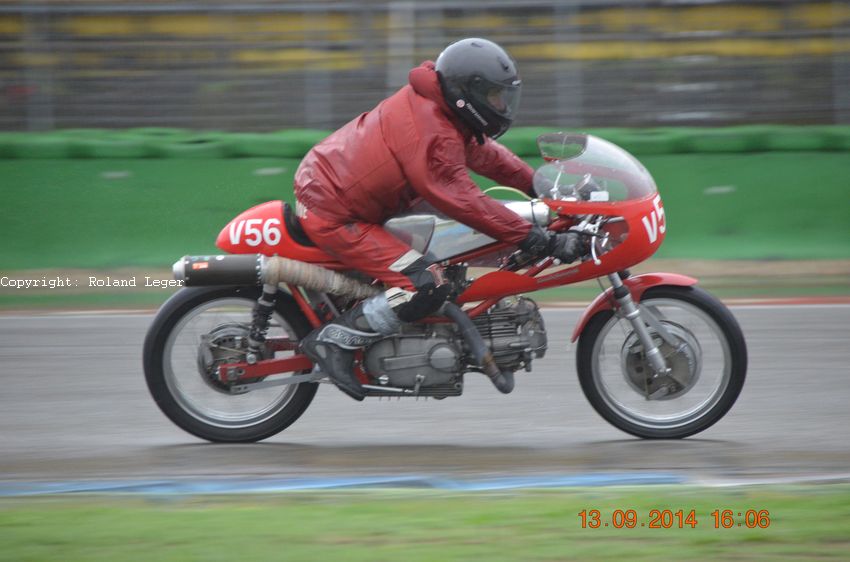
607,272,670,378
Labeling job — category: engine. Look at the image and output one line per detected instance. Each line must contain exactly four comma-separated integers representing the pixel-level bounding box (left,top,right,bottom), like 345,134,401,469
362,297,547,397
471,296,548,372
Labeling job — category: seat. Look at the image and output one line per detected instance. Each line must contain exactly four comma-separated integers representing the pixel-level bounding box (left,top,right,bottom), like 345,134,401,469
282,202,317,247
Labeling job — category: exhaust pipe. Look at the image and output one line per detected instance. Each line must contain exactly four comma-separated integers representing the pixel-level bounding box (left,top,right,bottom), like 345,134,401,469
442,302,515,394
173,255,380,300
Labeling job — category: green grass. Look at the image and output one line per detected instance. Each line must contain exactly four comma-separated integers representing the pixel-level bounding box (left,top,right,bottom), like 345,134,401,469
1,486,849,561
1,158,300,270
642,153,850,260
1,152,849,272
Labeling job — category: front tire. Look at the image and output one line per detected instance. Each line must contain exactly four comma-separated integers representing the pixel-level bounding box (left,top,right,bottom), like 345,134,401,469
143,286,317,443
576,285,747,439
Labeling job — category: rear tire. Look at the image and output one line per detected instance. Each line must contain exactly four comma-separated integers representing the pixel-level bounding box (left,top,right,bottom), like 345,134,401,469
576,285,747,439
143,286,317,443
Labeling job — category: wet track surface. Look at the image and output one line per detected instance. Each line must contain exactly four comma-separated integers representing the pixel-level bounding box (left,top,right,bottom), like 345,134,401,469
1,305,849,483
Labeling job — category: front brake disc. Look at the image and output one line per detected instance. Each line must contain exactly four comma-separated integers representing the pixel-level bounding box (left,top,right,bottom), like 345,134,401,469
620,321,702,400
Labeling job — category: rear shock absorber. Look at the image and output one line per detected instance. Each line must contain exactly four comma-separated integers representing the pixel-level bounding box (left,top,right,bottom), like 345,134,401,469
247,283,278,363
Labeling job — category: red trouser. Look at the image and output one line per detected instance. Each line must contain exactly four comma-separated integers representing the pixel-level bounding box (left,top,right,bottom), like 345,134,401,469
297,203,418,290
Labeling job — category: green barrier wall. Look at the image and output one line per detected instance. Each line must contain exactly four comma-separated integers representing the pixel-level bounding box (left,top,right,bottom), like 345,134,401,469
2,126,850,160
1,127,849,270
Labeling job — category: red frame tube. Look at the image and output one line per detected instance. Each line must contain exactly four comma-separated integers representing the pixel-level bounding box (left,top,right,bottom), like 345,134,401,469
288,284,322,328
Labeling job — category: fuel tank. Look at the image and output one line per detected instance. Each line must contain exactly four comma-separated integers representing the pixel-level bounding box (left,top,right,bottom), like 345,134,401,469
384,199,551,261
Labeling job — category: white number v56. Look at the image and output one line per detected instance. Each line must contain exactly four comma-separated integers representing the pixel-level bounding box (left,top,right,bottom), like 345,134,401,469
229,218,282,247
641,195,666,244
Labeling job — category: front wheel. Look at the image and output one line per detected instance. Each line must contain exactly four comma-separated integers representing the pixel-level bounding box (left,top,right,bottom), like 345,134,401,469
576,285,747,439
143,286,318,443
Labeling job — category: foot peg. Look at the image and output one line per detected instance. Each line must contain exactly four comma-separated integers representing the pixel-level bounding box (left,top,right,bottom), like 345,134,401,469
333,380,366,402
311,364,365,402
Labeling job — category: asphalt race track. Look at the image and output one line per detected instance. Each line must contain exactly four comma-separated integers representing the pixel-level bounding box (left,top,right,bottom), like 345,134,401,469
1,305,849,485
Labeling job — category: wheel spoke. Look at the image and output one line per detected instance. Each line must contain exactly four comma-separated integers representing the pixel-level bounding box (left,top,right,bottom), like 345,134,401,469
591,297,732,431
163,297,300,429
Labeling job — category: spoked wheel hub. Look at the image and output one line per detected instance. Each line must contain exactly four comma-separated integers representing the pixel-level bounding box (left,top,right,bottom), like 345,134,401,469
620,321,702,400
197,322,270,394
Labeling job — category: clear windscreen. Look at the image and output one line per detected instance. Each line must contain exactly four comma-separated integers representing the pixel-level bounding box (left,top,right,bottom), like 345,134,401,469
533,133,658,202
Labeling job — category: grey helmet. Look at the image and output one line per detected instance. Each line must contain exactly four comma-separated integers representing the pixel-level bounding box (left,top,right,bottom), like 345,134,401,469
435,38,522,141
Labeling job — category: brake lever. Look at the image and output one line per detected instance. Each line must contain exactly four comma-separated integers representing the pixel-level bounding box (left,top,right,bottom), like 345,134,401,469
589,234,602,265
570,216,604,266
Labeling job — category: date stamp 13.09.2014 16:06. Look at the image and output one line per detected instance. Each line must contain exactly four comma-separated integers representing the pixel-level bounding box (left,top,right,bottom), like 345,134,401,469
578,509,771,530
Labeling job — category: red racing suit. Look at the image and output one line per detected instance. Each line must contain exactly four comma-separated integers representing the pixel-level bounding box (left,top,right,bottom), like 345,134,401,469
294,61,534,288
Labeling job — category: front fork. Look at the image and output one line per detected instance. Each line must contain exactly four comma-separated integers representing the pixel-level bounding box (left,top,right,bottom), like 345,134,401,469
607,272,670,377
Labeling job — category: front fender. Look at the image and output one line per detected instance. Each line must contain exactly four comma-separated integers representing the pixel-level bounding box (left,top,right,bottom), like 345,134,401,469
570,273,698,342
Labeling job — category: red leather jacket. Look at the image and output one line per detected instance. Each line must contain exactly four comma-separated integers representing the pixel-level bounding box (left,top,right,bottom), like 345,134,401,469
294,61,534,245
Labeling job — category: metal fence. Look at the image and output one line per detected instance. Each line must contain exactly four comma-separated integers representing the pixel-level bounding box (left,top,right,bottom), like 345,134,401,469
1,0,849,131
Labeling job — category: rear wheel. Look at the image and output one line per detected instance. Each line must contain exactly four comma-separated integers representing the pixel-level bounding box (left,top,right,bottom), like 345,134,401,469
576,286,747,439
143,286,317,442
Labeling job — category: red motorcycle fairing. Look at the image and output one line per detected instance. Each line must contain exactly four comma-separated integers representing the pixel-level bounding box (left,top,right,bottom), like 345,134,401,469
215,200,343,269
570,273,698,342
457,193,667,304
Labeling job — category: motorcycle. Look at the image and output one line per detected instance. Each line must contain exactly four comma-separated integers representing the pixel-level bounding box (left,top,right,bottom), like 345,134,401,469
143,133,747,442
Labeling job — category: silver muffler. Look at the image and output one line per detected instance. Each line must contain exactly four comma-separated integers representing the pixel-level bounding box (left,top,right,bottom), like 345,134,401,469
173,255,380,299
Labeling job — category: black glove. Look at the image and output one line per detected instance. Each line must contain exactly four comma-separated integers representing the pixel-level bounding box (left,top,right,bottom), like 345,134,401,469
518,226,552,257
519,226,583,264
550,232,582,264
396,257,451,322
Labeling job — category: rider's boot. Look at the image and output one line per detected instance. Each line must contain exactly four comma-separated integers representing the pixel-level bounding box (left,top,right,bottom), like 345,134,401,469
300,291,405,401
302,285,516,398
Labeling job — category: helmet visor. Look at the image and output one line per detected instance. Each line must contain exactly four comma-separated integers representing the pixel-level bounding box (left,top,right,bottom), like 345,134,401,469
468,78,521,119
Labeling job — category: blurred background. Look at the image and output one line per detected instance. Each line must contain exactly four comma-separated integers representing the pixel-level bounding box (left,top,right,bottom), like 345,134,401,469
1,0,849,305
1,4,850,560
1,0,849,131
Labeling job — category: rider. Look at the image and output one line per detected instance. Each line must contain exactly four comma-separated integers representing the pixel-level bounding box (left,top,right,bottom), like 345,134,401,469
295,38,582,400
